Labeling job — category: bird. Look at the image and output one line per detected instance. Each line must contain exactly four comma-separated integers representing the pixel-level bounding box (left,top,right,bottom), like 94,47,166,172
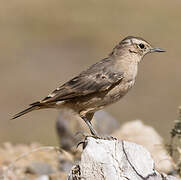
12,36,165,136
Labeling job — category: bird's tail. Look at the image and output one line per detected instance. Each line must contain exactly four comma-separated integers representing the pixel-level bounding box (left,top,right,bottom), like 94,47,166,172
11,103,41,120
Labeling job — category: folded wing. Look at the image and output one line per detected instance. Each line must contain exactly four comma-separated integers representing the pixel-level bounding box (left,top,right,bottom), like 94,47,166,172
40,58,124,104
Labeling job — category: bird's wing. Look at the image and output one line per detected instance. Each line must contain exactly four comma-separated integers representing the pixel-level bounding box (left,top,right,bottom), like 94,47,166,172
39,58,124,104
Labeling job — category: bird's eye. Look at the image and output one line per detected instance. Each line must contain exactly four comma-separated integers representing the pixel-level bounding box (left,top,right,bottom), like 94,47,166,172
138,43,145,49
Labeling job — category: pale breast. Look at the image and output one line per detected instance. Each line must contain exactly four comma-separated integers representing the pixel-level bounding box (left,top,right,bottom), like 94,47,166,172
123,62,138,82
106,78,135,103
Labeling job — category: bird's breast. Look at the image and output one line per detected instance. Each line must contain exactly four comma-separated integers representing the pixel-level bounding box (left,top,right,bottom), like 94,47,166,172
107,78,135,102
123,62,138,81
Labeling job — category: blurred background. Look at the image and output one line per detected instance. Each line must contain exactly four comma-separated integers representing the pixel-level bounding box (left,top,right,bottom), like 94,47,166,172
1,0,181,145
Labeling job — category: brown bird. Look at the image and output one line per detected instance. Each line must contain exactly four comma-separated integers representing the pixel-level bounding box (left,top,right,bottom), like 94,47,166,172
12,36,165,136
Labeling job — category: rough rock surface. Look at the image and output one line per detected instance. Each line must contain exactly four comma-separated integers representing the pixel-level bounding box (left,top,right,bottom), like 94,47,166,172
68,137,178,180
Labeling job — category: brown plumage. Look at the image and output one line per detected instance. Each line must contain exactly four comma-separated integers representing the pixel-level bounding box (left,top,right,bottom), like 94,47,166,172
12,36,165,136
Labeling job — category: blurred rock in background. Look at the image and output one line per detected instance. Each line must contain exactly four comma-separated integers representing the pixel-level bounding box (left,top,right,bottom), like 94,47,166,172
112,120,174,174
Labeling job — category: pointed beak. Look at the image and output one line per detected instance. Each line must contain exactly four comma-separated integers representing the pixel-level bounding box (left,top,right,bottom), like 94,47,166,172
150,48,166,53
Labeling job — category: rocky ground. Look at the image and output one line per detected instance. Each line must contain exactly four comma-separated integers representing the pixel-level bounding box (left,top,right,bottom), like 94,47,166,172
0,110,180,180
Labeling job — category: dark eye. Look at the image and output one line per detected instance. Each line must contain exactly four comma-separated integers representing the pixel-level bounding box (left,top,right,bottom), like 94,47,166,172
139,43,145,49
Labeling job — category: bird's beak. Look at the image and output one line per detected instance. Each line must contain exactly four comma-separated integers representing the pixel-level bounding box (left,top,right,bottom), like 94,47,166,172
150,48,166,53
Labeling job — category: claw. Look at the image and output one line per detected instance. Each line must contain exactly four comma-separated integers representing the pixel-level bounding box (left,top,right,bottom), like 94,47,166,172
102,136,117,140
76,141,84,148
86,135,117,140
76,141,88,149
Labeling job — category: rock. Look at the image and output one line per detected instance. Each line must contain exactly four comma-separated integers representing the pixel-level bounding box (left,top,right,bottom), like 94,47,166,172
26,162,54,175
68,137,178,180
35,175,50,180
59,159,74,173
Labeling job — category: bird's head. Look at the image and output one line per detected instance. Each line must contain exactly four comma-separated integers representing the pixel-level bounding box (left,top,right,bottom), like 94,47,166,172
110,36,165,60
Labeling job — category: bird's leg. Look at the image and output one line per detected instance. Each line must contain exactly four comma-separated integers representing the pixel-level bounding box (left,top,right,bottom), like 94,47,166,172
81,113,116,140
82,116,99,136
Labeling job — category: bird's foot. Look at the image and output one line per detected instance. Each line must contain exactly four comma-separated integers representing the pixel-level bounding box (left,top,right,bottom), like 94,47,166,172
76,133,117,149
75,131,117,141
100,135,117,140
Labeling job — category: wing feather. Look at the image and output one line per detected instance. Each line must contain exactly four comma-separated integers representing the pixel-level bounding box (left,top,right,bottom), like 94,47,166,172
41,58,124,103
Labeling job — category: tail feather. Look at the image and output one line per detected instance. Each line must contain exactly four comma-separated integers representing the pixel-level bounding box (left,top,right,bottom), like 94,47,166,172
11,105,40,120
29,101,41,106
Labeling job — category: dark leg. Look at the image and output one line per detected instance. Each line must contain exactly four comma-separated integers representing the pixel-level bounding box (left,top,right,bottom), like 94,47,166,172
82,114,99,136
81,114,116,140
